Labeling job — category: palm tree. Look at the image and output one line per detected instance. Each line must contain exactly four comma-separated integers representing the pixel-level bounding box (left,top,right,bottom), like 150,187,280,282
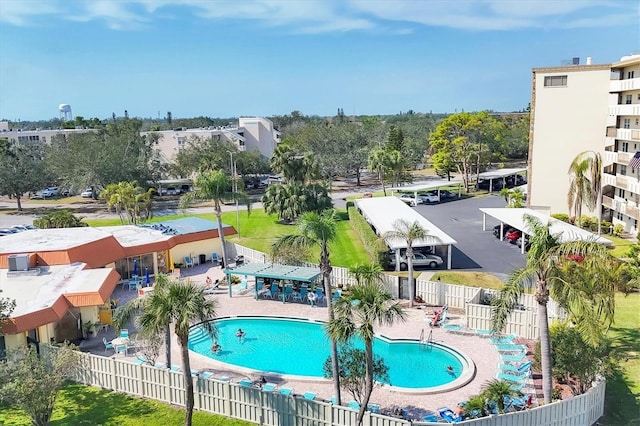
114,275,217,426
570,151,603,234
272,210,342,405
383,219,437,308
491,214,614,404
180,169,250,268
567,156,592,228
367,149,389,196
327,279,406,426
349,263,383,286
481,379,521,413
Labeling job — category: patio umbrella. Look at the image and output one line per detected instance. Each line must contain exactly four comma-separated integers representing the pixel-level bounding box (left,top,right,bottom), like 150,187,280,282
133,260,138,276
145,268,150,285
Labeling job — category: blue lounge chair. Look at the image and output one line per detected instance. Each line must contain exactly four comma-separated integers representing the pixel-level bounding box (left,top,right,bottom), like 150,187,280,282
103,337,114,353
348,401,360,410
120,329,129,338
279,387,294,396
332,290,341,301
216,375,231,382
495,343,527,353
437,310,448,327
266,285,279,299
154,362,165,368
132,356,147,365
262,382,277,392
422,413,439,422
475,329,493,337
501,351,527,363
499,361,532,374
437,407,462,423
211,253,219,263
367,403,380,414
490,333,517,344
293,286,308,302
443,323,462,333
497,371,528,383
184,256,194,268
303,391,317,400
315,288,324,304
200,371,213,380
170,365,181,372
282,285,293,302
238,379,253,387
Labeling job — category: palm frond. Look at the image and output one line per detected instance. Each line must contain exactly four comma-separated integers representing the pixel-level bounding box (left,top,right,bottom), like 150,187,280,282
491,267,532,333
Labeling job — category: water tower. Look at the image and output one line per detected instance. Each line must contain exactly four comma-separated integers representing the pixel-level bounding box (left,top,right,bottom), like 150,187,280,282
59,104,72,121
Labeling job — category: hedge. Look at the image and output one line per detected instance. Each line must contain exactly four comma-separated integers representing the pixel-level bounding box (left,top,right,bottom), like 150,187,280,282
348,206,388,267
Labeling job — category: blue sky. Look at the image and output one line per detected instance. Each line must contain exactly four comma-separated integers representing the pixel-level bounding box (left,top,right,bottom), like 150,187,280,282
1,0,638,121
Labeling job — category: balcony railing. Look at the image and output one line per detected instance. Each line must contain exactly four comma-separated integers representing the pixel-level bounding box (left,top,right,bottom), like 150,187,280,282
609,104,640,116
610,77,640,93
603,195,614,209
615,128,640,141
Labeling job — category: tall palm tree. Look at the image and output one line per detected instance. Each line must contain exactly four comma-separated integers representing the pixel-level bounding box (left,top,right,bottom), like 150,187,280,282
567,156,592,228
272,210,342,405
383,219,437,308
491,214,613,404
570,151,603,234
327,279,406,426
367,149,390,196
180,169,249,268
114,275,217,426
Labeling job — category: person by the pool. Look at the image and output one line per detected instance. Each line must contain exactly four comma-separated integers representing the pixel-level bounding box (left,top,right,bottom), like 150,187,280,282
211,341,221,353
236,328,246,342
446,365,456,376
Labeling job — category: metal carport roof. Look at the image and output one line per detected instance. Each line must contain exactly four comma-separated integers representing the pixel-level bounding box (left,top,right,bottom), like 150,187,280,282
479,208,613,254
389,180,462,192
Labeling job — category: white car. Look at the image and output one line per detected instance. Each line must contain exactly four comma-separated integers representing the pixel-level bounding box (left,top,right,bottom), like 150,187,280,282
418,193,439,204
398,194,423,206
390,253,444,270
80,188,94,198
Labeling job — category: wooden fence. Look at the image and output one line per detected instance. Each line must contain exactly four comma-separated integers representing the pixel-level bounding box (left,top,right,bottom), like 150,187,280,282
59,346,604,426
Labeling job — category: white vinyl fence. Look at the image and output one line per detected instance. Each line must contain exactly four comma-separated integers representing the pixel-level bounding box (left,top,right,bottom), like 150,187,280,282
58,346,604,426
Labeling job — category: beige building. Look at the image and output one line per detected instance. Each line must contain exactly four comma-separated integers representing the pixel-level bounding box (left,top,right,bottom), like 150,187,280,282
528,55,640,234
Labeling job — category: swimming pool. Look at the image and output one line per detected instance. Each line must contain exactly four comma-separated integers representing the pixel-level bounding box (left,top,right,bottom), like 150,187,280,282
188,316,472,390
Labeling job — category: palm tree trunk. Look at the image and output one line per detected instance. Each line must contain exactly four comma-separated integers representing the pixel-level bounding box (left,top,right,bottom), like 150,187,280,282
538,301,553,404
165,324,172,370
214,202,228,268
407,247,415,308
321,243,341,406
596,191,603,236
180,338,195,426
356,339,375,426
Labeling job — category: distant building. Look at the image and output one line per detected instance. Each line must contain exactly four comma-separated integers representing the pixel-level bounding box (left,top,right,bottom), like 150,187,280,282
528,55,639,234
0,126,93,145
143,116,281,163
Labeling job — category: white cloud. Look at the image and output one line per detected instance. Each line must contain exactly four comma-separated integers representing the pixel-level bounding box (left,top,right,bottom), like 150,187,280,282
0,0,637,32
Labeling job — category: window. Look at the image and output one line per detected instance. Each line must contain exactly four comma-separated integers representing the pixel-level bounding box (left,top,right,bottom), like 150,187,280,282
626,95,633,104
177,136,186,145
544,75,567,87
618,188,626,198
624,119,631,129
620,165,627,176
0,336,5,360
634,219,638,229
617,212,624,220
622,142,629,152
628,71,635,79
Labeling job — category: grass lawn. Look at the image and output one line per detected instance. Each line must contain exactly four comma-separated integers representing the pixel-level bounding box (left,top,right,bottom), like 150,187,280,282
431,271,505,290
84,209,371,268
602,292,640,426
0,383,251,426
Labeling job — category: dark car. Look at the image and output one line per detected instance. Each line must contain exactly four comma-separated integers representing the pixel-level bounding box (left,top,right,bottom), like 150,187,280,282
439,190,457,199
493,224,513,239
516,237,531,251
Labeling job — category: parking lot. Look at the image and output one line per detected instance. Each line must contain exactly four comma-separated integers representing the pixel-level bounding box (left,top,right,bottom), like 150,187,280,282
413,194,527,277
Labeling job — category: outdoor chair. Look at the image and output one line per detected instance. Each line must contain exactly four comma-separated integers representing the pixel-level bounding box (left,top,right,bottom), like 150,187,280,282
266,285,279,299
293,286,308,302
282,285,293,302
115,344,127,355
315,288,324,304
497,370,530,383
348,401,361,410
501,351,527,363
279,387,294,396
262,382,277,392
120,329,129,338
495,343,527,353
103,337,114,353
332,290,341,301
238,379,253,387
211,253,219,264
490,333,517,344
499,361,532,374
367,403,381,414
184,256,194,268
303,391,317,400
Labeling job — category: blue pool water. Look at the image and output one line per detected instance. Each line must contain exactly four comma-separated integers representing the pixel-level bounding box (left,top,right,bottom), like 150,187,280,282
188,317,464,389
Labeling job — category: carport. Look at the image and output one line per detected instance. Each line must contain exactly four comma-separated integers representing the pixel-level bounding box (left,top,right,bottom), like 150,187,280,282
354,196,457,269
389,180,462,202
223,263,322,298
475,168,527,192
480,207,613,254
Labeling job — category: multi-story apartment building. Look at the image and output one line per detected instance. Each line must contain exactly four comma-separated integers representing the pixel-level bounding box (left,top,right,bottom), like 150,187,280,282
605,55,640,233
528,55,640,234
141,116,280,163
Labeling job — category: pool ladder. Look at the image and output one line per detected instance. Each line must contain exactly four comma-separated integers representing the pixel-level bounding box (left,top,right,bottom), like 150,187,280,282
419,328,433,347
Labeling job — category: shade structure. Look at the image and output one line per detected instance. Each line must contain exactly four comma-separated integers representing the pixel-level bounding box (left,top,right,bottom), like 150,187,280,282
224,263,322,298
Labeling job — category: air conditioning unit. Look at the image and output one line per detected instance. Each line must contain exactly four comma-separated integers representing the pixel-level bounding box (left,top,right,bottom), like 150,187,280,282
8,254,30,271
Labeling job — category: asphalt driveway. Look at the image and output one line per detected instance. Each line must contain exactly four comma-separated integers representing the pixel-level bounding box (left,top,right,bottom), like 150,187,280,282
413,194,527,277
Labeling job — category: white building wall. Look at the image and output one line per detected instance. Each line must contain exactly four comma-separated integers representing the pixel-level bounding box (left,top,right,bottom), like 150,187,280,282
238,117,279,158
528,65,611,215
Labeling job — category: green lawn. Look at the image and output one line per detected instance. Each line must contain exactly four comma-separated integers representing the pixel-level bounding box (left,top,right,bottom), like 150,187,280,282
0,383,251,426
431,271,505,290
602,292,640,426
84,209,371,268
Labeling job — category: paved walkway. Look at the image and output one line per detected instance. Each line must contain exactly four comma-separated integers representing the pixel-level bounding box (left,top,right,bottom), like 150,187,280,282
83,262,533,420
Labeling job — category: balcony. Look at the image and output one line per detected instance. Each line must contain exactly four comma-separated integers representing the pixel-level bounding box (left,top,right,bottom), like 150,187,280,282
609,104,640,117
610,77,640,93
616,128,640,141
603,195,615,209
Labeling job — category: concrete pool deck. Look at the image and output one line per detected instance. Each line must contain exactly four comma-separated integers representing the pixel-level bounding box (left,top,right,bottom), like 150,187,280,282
91,263,536,420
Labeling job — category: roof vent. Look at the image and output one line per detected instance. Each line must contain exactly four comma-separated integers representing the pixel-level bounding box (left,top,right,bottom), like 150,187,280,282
8,254,29,271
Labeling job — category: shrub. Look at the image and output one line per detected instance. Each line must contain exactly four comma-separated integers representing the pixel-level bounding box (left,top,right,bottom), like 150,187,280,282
613,224,624,237
551,213,570,223
348,207,387,267
580,216,594,229
601,220,612,234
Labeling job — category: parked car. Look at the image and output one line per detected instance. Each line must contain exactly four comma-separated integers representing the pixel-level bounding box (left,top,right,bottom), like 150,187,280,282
439,190,457,199
398,194,423,206
516,237,531,251
0,228,18,236
160,187,180,196
80,188,94,198
417,193,439,204
390,253,444,270
505,229,522,243
388,246,435,260
32,187,59,199
10,224,34,232
493,224,513,238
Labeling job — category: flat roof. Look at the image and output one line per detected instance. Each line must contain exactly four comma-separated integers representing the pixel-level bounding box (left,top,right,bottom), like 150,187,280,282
0,227,113,253
477,168,527,180
389,180,462,192
354,196,457,248
2,263,104,316
479,208,613,245
224,263,322,282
